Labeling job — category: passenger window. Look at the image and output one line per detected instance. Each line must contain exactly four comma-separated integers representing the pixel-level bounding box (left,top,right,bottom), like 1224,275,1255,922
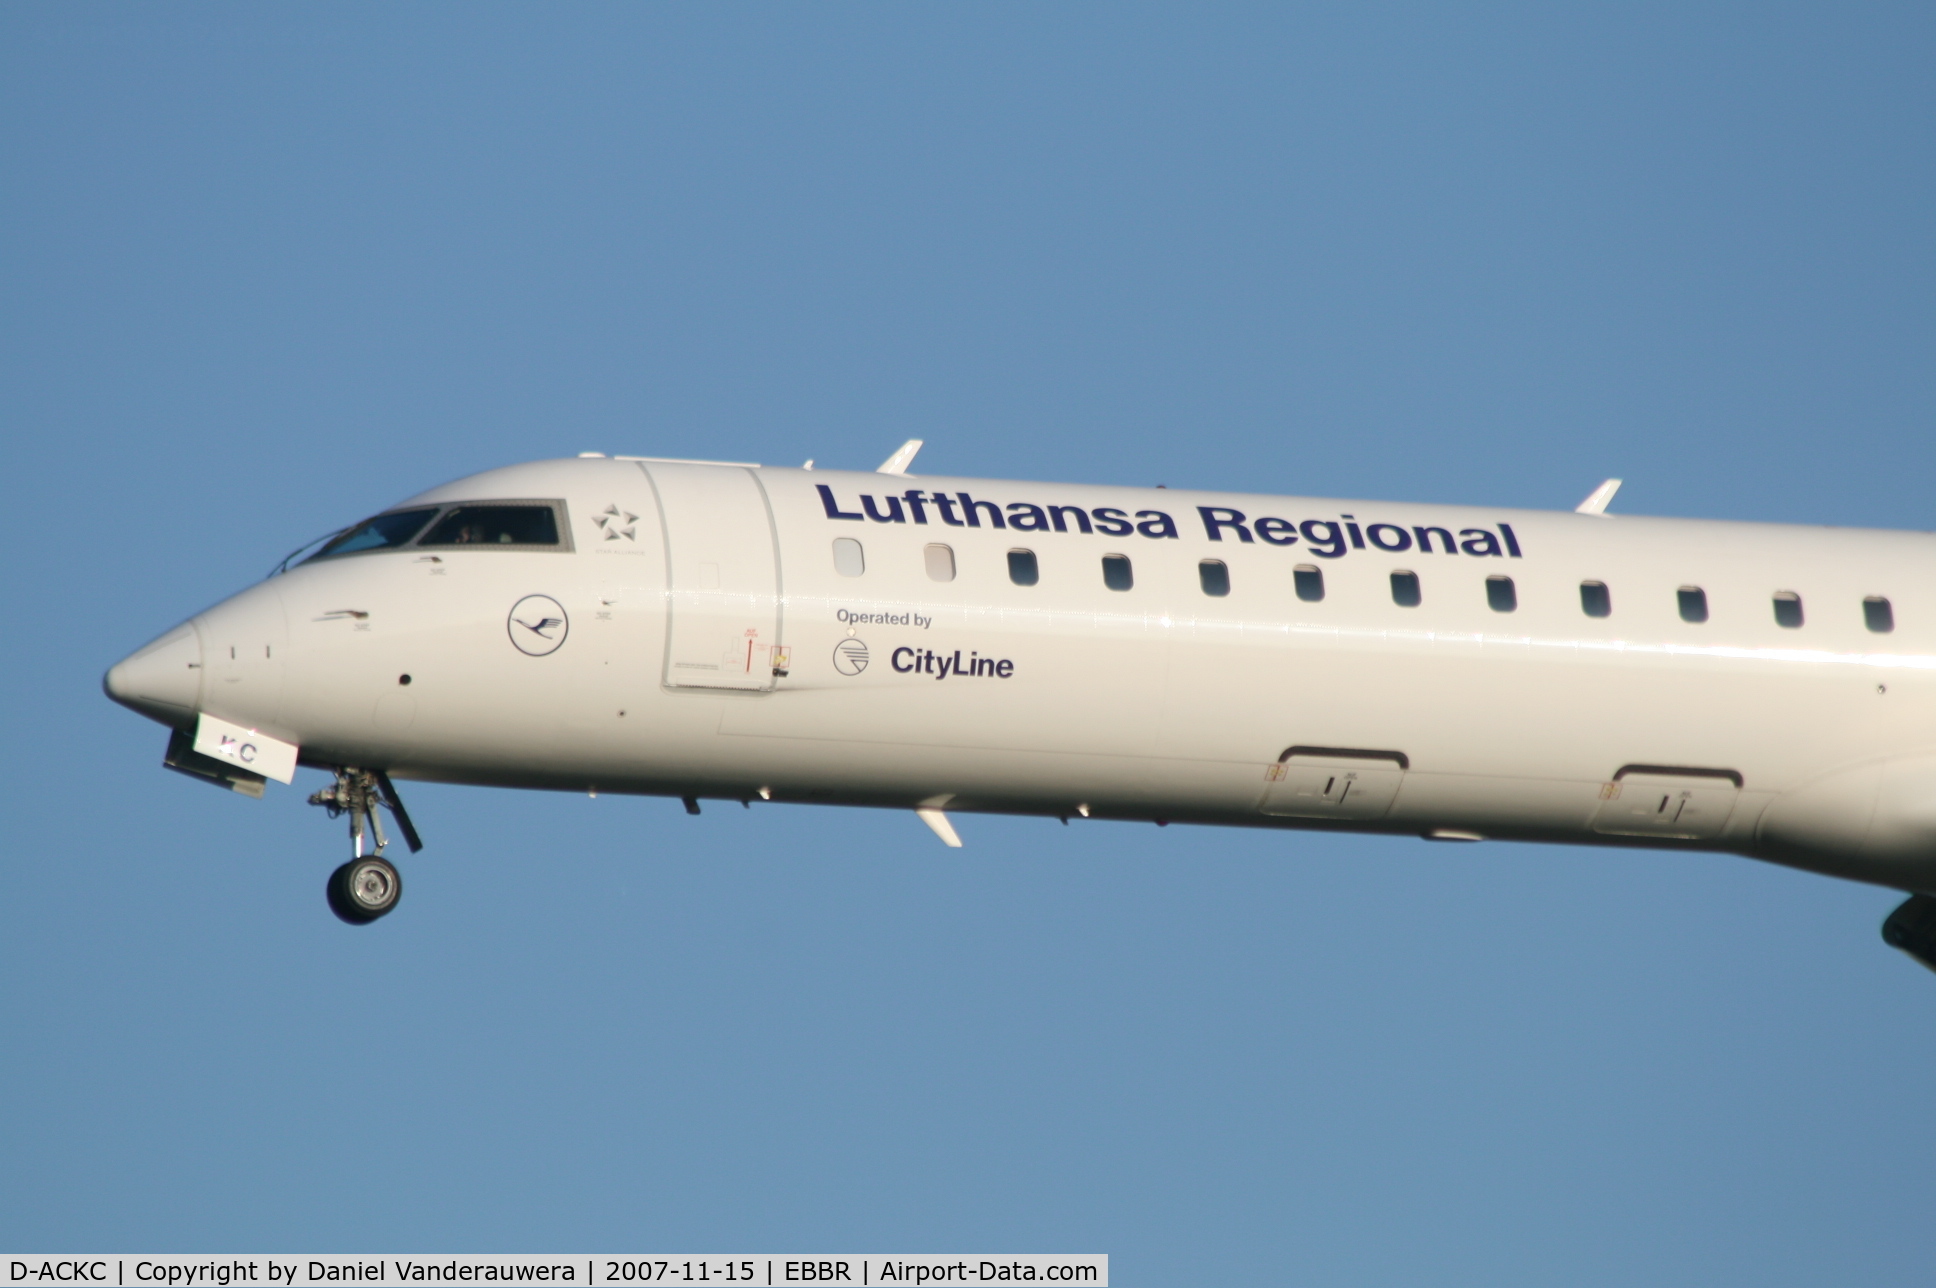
1486,575,1517,613
1678,586,1709,623
1772,591,1803,629
307,507,439,561
1293,565,1325,603
420,504,562,547
1007,549,1039,586
832,537,865,577
1102,554,1134,592
924,543,956,582
1579,580,1611,618
1199,559,1230,597
1390,570,1421,607
1865,596,1895,633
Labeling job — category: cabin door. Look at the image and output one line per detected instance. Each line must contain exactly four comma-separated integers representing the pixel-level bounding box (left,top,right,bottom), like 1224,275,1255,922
1259,748,1407,820
1591,768,1739,840
643,461,782,692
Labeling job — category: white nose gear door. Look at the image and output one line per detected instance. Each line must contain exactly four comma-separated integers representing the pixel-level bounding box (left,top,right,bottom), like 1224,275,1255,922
642,461,782,692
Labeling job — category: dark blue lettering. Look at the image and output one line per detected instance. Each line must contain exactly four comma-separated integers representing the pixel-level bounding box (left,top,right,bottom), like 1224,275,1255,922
1091,507,1133,537
1413,525,1457,555
931,493,963,526
881,645,1014,679
1049,505,1094,534
1500,522,1522,557
863,495,906,523
1300,520,1347,558
1008,503,1050,531
1255,517,1298,546
1460,528,1503,557
1136,510,1179,539
817,485,863,521
1198,507,1253,543
1367,523,1411,552
901,490,930,524
1340,515,1366,549
958,493,1006,529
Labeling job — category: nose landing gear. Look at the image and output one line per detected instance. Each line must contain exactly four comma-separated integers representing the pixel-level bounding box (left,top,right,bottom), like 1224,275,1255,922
1883,893,1936,974
310,768,422,925
328,854,402,924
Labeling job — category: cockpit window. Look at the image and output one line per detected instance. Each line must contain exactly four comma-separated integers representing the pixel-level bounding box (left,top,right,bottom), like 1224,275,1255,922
296,500,572,567
307,508,440,561
418,504,562,548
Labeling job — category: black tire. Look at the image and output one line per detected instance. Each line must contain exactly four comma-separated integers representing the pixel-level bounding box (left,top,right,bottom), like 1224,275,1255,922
326,856,403,925
1882,894,1936,973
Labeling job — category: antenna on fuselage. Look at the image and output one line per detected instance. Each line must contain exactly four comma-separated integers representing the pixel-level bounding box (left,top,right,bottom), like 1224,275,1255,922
916,794,964,847
877,439,923,475
1575,478,1622,515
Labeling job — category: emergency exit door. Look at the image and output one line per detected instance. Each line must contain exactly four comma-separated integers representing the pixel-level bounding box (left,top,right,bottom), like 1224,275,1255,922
642,461,782,692
1259,747,1408,820
1591,766,1739,840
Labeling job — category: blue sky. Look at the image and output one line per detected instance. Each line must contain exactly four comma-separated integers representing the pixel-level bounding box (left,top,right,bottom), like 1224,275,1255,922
4,4,1934,1282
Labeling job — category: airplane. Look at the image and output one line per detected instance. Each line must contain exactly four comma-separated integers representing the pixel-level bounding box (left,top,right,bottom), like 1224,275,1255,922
102,441,1936,970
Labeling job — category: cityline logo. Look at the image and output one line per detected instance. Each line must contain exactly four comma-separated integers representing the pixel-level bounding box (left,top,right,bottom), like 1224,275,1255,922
892,646,1014,680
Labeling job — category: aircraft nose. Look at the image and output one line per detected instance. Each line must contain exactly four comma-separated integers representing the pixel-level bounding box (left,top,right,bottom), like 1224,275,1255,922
104,621,204,726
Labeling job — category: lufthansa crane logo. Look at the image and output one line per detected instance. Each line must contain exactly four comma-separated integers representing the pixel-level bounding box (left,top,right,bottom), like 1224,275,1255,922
507,594,569,656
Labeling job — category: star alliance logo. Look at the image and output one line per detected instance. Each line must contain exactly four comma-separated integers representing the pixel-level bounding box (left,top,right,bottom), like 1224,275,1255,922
595,505,638,541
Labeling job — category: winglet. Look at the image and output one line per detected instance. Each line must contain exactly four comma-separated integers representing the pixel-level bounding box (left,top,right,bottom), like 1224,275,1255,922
877,439,923,475
1575,478,1622,515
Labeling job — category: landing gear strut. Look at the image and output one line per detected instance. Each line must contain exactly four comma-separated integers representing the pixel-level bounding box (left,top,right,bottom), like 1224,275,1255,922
310,767,422,924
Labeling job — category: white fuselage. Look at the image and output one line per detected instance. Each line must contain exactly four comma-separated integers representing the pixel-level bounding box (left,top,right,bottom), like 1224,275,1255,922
106,456,1936,895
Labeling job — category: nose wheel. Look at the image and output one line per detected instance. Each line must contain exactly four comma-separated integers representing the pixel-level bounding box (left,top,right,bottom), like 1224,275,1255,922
310,767,423,925
327,855,403,924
